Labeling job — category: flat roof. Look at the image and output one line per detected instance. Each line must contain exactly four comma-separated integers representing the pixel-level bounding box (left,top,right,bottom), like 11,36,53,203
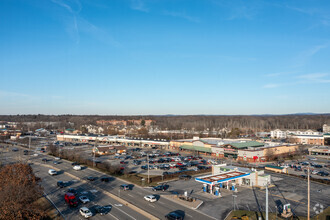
195,171,250,185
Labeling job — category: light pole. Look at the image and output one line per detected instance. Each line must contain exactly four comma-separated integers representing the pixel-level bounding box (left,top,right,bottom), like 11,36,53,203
266,180,269,220
93,138,98,168
147,153,150,184
307,165,310,220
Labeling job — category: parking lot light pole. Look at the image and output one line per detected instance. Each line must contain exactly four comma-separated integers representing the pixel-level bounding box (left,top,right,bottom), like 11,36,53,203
147,153,150,184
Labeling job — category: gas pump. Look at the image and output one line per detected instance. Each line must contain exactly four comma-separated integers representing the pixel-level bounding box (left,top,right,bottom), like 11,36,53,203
203,184,207,192
214,187,221,196
220,183,223,188
232,183,236,191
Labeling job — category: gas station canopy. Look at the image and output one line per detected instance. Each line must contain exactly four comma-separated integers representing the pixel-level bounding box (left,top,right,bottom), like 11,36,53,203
195,171,250,185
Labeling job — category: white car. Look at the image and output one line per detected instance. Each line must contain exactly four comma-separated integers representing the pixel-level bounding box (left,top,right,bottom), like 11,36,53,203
48,169,57,176
144,195,157,202
73,165,81,171
312,170,319,175
79,196,90,204
79,207,92,218
54,157,61,160
310,157,317,161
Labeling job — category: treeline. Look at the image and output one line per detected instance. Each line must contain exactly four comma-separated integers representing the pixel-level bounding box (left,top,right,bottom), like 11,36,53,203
0,114,329,131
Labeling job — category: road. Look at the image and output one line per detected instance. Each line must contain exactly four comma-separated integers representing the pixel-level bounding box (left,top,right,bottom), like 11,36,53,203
1,144,215,220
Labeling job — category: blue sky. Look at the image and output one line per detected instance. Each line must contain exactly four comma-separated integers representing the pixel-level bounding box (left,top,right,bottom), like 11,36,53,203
1,0,330,115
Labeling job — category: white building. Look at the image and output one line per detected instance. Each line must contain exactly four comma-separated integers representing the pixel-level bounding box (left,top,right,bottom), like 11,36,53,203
323,124,330,133
271,129,287,139
271,129,321,139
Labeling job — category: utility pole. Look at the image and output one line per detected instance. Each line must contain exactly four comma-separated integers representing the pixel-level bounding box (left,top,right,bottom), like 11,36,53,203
308,165,310,220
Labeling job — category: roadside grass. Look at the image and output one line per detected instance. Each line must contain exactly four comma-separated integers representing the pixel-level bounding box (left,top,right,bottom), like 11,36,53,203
33,196,63,220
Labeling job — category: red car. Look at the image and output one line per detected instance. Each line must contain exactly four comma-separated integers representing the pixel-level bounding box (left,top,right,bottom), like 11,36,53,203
64,193,78,207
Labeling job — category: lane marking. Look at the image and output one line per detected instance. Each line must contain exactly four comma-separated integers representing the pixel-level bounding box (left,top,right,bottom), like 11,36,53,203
127,194,134,197
114,207,137,220
109,213,120,220
148,204,155,208
186,214,193,218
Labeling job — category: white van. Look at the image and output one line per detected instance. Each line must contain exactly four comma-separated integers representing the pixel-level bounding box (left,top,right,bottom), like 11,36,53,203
48,169,57,176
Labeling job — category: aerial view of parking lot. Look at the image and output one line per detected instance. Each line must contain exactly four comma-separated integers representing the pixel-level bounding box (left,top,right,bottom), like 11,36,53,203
1,0,330,219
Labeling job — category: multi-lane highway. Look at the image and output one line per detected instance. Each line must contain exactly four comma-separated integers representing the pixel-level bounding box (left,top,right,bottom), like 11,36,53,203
1,145,216,220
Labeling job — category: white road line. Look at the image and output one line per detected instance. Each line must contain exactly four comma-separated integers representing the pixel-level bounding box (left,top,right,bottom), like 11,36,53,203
127,194,134,197
186,214,193,218
148,204,155,208
158,201,165,204
114,207,137,220
109,213,120,220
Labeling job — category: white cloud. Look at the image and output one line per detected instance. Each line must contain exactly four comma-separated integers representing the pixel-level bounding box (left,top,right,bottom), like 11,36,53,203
163,11,200,23
130,0,149,12
265,71,298,77
297,73,330,83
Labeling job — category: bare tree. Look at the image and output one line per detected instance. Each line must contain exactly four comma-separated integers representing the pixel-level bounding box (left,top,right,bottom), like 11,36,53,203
0,163,46,219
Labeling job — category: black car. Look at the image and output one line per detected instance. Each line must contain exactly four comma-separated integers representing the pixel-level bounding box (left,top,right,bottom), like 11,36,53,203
179,175,192,180
57,181,69,188
152,184,169,192
95,205,112,215
42,158,48,163
165,210,185,220
71,162,79,166
12,148,19,152
100,177,111,182
141,165,148,170
120,184,131,190
23,150,29,155
67,188,77,195
87,176,97,181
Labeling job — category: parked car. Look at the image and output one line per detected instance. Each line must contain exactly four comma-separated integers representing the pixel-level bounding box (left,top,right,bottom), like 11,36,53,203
48,169,57,176
87,176,96,181
80,207,93,218
95,205,112,215
100,176,111,182
73,165,82,171
23,150,28,155
152,184,169,192
79,196,90,204
42,158,48,163
179,175,192,181
165,210,185,220
144,195,157,202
